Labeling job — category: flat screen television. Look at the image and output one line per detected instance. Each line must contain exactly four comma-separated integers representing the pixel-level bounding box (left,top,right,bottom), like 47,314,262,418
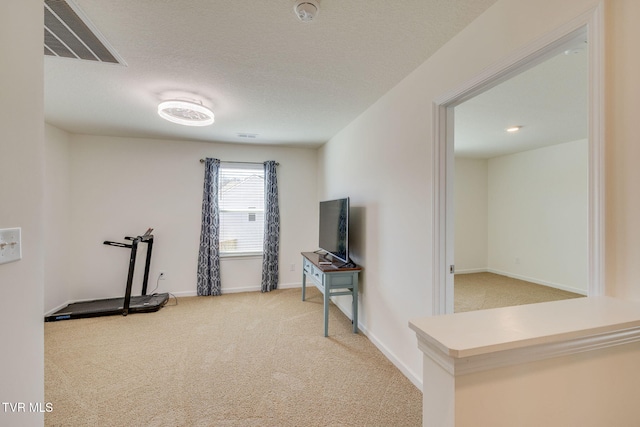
319,197,350,264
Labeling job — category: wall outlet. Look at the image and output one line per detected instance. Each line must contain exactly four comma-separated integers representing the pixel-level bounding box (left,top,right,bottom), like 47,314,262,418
290,263,295,272
159,271,166,280
0,228,22,265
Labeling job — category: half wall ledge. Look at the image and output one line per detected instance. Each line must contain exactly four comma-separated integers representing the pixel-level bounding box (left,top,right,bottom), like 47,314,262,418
409,296,640,427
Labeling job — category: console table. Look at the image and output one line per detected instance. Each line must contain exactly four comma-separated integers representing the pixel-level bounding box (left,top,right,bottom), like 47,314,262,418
301,252,361,337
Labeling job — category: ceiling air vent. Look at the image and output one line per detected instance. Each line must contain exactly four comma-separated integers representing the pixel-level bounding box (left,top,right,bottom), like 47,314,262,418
44,0,124,65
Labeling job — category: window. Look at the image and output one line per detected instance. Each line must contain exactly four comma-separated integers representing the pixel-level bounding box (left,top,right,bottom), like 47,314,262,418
219,163,264,256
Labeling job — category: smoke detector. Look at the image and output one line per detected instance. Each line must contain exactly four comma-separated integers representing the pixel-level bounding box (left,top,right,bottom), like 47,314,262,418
294,1,319,23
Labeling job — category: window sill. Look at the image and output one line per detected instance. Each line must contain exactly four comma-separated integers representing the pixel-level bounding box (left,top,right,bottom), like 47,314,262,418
220,252,263,259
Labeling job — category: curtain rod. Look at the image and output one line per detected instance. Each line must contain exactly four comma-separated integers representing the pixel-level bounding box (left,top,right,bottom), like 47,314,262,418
199,159,279,165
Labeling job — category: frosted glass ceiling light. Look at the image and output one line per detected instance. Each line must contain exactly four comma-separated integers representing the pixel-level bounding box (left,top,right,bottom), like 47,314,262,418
506,125,522,133
158,100,214,126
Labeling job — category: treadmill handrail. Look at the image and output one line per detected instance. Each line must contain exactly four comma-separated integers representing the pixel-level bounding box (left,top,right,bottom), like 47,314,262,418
103,234,154,315
122,237,140,315
125,234,153,242
104,241,133,248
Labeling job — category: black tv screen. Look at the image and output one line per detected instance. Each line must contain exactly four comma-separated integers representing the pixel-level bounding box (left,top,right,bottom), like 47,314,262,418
319,197,349,263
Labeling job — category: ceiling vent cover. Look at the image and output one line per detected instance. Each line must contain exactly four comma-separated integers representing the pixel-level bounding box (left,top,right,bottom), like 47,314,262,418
44,0,124,64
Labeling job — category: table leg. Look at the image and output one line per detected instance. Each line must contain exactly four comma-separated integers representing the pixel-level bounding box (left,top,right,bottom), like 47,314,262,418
324,285,330,337
302,272,306,301
352,281,358,334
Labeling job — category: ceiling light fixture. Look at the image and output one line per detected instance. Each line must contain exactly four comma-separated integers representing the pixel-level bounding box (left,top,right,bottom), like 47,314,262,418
157,100,214,127
506,125,522,133
294,1,319,23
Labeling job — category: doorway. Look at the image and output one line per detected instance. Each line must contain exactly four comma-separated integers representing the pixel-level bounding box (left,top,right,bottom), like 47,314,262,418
432,15,604,315
453,36,588,312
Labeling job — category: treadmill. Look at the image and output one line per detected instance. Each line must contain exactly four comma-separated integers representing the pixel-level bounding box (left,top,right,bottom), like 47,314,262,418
45,229,170,322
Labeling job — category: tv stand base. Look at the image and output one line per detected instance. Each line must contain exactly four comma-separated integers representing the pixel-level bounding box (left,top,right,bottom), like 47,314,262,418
301,252,362,337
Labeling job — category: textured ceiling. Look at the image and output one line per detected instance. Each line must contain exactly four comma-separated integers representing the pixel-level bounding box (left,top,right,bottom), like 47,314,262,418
44,0,498,147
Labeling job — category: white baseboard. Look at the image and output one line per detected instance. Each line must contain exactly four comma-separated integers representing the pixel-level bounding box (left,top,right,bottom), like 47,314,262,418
332,298,423,391
219,281,301,294
275,282,302,290
45,301,74,317
455,268,487,275
44,283,304,315
467,268,588,295
358,322,423,391
168,290,197,297
163,282,303,298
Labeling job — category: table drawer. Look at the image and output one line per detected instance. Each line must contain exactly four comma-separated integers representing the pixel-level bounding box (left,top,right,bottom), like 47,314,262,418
303,257,313,274
303,258,323,287
326,274,355,287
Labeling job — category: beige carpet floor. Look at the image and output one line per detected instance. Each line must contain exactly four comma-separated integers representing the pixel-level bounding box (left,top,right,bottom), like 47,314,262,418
454,272,585,313
45,287,422,427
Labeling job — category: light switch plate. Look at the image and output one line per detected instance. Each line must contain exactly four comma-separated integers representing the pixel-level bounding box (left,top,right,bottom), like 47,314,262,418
0,228,22,265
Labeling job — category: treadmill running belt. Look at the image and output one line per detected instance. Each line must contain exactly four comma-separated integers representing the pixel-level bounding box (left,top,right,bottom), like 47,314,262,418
45,293,169,322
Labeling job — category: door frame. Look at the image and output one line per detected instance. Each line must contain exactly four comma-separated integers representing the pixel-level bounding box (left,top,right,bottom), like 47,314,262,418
432,5,605,315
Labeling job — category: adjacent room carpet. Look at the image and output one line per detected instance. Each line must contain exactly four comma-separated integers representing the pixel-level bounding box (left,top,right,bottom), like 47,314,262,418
45,287,422,427
454,272,585,313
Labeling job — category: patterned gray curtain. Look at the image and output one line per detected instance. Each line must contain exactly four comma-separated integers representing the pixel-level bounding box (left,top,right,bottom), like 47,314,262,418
261,161,280,292
197,158,222,296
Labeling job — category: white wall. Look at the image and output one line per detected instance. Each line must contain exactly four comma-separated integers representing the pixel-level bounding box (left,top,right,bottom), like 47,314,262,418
0,0,45,424
44,124,71,312
454,158,488,273
319,0,611,388
605,0,640,299
318,72,433,386
455,140,589,294
455,340,640,426
488,139,588,293
48,134,317,312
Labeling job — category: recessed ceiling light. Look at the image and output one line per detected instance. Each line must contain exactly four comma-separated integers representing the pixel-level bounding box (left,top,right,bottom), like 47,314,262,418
506,125,522,133
158,100,214,127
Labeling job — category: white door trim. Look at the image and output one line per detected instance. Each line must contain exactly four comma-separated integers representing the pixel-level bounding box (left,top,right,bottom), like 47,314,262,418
432,4,605,315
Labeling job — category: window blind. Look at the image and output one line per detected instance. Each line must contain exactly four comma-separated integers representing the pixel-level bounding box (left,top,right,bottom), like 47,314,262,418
219,163,264,255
